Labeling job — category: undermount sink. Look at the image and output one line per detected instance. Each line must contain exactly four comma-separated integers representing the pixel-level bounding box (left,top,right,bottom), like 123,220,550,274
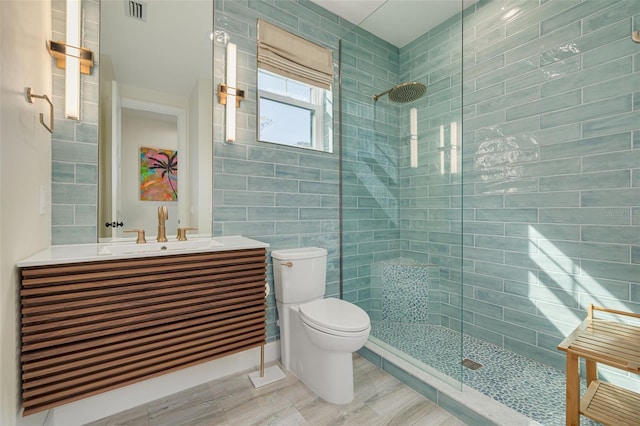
101,239,223,255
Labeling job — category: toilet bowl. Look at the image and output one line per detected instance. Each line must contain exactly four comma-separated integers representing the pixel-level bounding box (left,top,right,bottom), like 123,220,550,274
299,298,370,352
271,247,371,404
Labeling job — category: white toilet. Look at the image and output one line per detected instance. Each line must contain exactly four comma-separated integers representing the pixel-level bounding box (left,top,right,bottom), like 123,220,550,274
271,247,371,404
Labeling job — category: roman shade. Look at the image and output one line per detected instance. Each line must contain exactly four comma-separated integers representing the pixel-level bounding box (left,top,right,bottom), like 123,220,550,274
257,19,334,90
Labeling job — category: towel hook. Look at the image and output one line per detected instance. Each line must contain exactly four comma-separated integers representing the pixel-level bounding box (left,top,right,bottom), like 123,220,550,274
26,88,54,134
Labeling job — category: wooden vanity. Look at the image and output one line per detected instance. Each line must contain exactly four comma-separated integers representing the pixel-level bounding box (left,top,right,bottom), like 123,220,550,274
18,237,268,416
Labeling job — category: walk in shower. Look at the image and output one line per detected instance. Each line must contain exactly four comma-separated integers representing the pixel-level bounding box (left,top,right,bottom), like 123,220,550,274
341,0,640,424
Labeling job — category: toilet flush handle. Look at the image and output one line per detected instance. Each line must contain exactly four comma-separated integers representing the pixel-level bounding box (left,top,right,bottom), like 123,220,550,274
281,262,293,267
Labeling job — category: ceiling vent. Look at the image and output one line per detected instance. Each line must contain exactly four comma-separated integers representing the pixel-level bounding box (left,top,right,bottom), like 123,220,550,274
125,0,146,22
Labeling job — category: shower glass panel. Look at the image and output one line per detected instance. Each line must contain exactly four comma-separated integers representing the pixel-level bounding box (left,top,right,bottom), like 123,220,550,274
339,2,464,389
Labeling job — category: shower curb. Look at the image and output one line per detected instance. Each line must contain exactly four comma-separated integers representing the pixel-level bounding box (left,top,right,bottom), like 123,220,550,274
360,343,541,426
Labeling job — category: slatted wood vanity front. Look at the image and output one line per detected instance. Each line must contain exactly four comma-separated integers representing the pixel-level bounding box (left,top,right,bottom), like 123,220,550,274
20,247,267,416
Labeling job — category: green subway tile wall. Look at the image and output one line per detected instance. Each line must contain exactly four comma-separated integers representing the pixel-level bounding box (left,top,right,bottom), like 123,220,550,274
460,0,640,378
213,0,356,341
340,16,403,317
396,9,464,331
51,0,99,244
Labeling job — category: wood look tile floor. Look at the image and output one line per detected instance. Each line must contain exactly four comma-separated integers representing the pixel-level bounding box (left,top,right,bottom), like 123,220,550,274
85,355,466,426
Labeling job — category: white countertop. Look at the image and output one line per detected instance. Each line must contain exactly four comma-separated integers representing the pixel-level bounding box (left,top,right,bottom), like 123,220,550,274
17,236,269,267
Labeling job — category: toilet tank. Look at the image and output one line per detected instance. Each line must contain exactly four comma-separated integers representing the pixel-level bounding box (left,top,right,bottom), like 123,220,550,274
271,247,327,303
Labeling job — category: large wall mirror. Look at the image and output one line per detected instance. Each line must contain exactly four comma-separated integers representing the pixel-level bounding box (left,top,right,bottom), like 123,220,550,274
99,0,213,240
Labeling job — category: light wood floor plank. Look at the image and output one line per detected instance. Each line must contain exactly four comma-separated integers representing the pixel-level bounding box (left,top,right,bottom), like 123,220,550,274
84,355,467,426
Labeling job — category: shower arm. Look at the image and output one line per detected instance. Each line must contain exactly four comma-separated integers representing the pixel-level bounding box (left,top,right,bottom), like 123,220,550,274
373,88,392,102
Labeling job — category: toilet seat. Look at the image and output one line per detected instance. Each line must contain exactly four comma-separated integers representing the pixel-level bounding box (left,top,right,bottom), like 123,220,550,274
299,298,370,336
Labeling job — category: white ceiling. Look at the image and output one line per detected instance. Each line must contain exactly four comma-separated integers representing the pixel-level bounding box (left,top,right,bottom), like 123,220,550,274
100,0,476,98
310,0,477,47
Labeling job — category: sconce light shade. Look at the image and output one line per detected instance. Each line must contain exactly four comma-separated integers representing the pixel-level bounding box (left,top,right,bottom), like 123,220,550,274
439,125,445,175
217,42,244,143
450,121,458,174
410,108,418,168
47,0,95,120
225,42,237,142
66,0,81,120
438,122,459,175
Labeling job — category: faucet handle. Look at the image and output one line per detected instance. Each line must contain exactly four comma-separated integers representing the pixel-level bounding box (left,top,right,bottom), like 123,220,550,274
176,227,198,241
124,229,147,244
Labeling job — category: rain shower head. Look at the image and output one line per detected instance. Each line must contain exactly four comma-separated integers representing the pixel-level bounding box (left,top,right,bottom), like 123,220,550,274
373,82,427,103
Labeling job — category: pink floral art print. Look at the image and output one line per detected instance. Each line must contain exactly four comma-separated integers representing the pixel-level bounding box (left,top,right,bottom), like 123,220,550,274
139,147,178,201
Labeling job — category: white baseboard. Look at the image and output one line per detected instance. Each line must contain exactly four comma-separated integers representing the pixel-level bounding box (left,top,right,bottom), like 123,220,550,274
46,342,280,426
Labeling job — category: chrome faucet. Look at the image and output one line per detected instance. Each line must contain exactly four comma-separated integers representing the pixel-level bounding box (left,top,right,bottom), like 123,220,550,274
157,205,168,242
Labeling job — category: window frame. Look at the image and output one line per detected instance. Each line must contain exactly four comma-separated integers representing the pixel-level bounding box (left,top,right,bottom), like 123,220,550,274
257,69,326,151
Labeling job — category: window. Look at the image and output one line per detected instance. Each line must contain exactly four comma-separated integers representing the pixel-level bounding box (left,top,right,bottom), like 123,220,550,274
256,19,333,153
258,69,330,151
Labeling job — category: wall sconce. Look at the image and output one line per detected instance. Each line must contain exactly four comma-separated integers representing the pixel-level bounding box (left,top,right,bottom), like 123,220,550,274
217,42,245,143
48,0,94,120
450,121,458,174
409,108,418,168
439,125,445,175
438,122,459,174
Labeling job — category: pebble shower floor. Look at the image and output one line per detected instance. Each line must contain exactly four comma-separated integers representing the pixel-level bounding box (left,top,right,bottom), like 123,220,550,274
371,322,600,425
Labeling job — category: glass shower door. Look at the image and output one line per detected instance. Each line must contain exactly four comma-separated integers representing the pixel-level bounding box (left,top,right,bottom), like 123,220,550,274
339,1,464,389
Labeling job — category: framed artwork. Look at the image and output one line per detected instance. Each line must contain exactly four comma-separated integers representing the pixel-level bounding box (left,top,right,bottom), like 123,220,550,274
140,147,178,201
